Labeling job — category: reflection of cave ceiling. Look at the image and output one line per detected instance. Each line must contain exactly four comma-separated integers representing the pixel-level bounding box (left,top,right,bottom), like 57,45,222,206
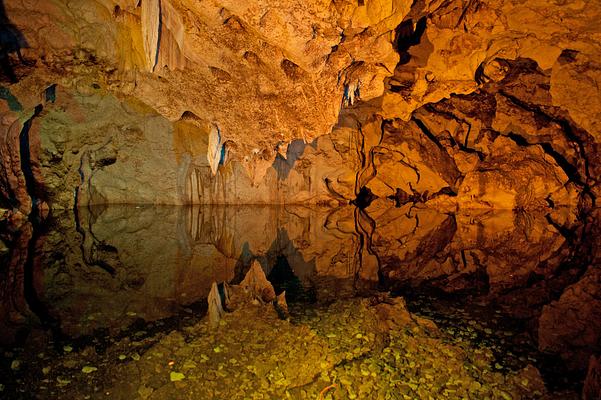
0,0,600,215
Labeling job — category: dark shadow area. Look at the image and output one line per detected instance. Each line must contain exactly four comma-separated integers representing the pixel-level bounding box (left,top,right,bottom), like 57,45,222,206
388,187,427,207
234,228,317,304
267,255,306,302
351,186,377,209
394,16,427,65
19,105,46,220
0,1,30,83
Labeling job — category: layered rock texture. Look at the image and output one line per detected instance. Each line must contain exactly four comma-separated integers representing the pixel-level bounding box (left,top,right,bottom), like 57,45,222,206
0,0,598,212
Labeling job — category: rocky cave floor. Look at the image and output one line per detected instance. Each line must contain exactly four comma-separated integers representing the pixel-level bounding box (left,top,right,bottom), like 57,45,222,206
0,285,586,400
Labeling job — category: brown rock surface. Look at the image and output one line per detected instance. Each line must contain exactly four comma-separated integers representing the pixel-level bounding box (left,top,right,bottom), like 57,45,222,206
1,3,601,398
0,0,599,210
538,264,601,369
239,260,276,303
2,0,403,179
584,355,601,400
0,109,31,214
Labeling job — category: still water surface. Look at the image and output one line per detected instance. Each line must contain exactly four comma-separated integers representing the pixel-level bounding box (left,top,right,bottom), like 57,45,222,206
0,204,596,398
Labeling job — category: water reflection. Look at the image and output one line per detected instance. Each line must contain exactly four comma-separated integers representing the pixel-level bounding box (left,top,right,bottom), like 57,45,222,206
0,205,372,345
372,204,569,296
0,204,598,376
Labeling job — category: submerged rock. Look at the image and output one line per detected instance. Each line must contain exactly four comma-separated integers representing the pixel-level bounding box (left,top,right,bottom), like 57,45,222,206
42,294,562,399
0,208,9,222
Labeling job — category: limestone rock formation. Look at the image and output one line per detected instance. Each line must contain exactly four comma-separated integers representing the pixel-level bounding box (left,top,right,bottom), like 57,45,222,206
0,0,598,210
1,0,402,184
207,281,225,328
239,260,276,304
1,2,601,398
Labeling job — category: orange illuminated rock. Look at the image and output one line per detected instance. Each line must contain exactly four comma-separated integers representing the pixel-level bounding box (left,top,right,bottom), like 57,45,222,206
0,0,599,210
240,260,276,303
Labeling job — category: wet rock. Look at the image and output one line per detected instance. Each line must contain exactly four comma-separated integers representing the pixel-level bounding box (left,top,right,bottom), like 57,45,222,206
0,111,31,214
207,282,225,328
373,296,414,331
2,0,599,212
456,136,573,209
539,265,601,370
364,118,461,200
2,84,361,209
3,0,404,181
275,291,289,318
239,260,276,303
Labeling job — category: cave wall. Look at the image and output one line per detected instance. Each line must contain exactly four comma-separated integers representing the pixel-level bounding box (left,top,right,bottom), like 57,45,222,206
0,0,600,212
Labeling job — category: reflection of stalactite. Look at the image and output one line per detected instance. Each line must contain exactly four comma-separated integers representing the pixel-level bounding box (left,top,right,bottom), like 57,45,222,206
75,207,118,276
187,204,198,241
354,207,381,283
24,222,62,339
0,221,61,345
0,223,33,344
183,204,223,246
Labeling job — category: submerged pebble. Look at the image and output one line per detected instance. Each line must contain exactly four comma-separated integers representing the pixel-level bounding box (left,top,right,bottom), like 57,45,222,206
81,366,97,374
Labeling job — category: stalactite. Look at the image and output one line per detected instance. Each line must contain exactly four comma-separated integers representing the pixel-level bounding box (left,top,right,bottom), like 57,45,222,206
207,124,222,176
141,0,160,72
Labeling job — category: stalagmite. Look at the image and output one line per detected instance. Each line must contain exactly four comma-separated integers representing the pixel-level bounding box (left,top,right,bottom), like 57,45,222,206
207,281,225,328
239,260,276,303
